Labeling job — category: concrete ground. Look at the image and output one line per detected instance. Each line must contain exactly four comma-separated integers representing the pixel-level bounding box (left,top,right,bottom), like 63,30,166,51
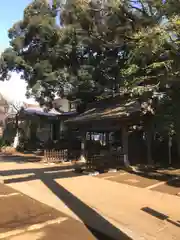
0,183,128,240
0,156,180,240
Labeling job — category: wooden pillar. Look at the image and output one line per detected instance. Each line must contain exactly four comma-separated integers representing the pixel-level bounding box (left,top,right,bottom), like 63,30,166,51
60,120,64,132
90,131,92,141
146,129,153,165
168,135,172,165
122,126,130,167
80,131,86,162
52,121,59,141
106,132,109,147
27,119,31,139
30,119,37,141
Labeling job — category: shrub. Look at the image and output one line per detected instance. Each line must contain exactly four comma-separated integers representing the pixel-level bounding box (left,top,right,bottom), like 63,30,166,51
0,138,6,148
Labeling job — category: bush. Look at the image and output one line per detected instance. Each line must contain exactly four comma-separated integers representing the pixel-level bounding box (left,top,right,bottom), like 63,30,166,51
0,138,6,148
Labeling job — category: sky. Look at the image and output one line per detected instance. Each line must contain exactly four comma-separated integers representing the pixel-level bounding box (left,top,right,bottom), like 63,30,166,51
0,0,36,104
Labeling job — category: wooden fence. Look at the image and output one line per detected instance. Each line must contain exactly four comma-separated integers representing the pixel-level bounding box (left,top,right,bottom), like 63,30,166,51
43,149,68,163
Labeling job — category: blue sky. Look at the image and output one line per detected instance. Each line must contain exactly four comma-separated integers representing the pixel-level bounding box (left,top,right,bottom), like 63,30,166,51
0,0,32,51
0,0,35,104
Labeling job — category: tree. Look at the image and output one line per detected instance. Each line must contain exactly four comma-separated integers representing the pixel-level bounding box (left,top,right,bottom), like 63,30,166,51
4,100,24,148
0,0,142,106
0,0,62,106
121,1,180,161
2,0,180,163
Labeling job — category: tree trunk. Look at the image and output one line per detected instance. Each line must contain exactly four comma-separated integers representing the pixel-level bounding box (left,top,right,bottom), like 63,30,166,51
13,131,20,149
13,114,19,149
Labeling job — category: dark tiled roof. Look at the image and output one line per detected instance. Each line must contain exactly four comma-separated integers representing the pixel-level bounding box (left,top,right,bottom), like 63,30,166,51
66,99,141,124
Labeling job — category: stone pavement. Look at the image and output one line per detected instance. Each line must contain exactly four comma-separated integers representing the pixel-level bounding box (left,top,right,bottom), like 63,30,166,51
0,158,180,240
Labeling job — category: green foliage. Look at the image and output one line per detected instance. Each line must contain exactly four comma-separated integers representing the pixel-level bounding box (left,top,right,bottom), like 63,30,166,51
0,137,7,147
1,0,180,138
0,0,142,106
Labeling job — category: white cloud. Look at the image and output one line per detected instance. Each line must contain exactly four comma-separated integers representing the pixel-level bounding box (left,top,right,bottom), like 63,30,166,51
0,72,36,104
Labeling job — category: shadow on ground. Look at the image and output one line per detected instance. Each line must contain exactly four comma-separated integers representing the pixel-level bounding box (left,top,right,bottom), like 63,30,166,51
128,166,180,188
0,164,131,240
0,154,42,163
141,207,180,228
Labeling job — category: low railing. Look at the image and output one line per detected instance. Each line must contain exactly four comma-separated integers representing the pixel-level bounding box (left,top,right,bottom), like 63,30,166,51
43,148,81,163
43,149,68,163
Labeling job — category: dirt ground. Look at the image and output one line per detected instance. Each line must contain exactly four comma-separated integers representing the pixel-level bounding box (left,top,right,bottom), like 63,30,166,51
0,183,130,240
152,178,180,196
0,156,180,240
96,170,180,196
3,151,179,197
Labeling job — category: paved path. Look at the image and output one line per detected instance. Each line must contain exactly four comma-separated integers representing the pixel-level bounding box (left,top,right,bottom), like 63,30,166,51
0,158,180,240
0,183,129,240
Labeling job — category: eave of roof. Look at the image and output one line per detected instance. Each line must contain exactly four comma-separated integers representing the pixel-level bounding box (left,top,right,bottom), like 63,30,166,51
19,107,62,117
66,100,141,125
19,107,77,119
